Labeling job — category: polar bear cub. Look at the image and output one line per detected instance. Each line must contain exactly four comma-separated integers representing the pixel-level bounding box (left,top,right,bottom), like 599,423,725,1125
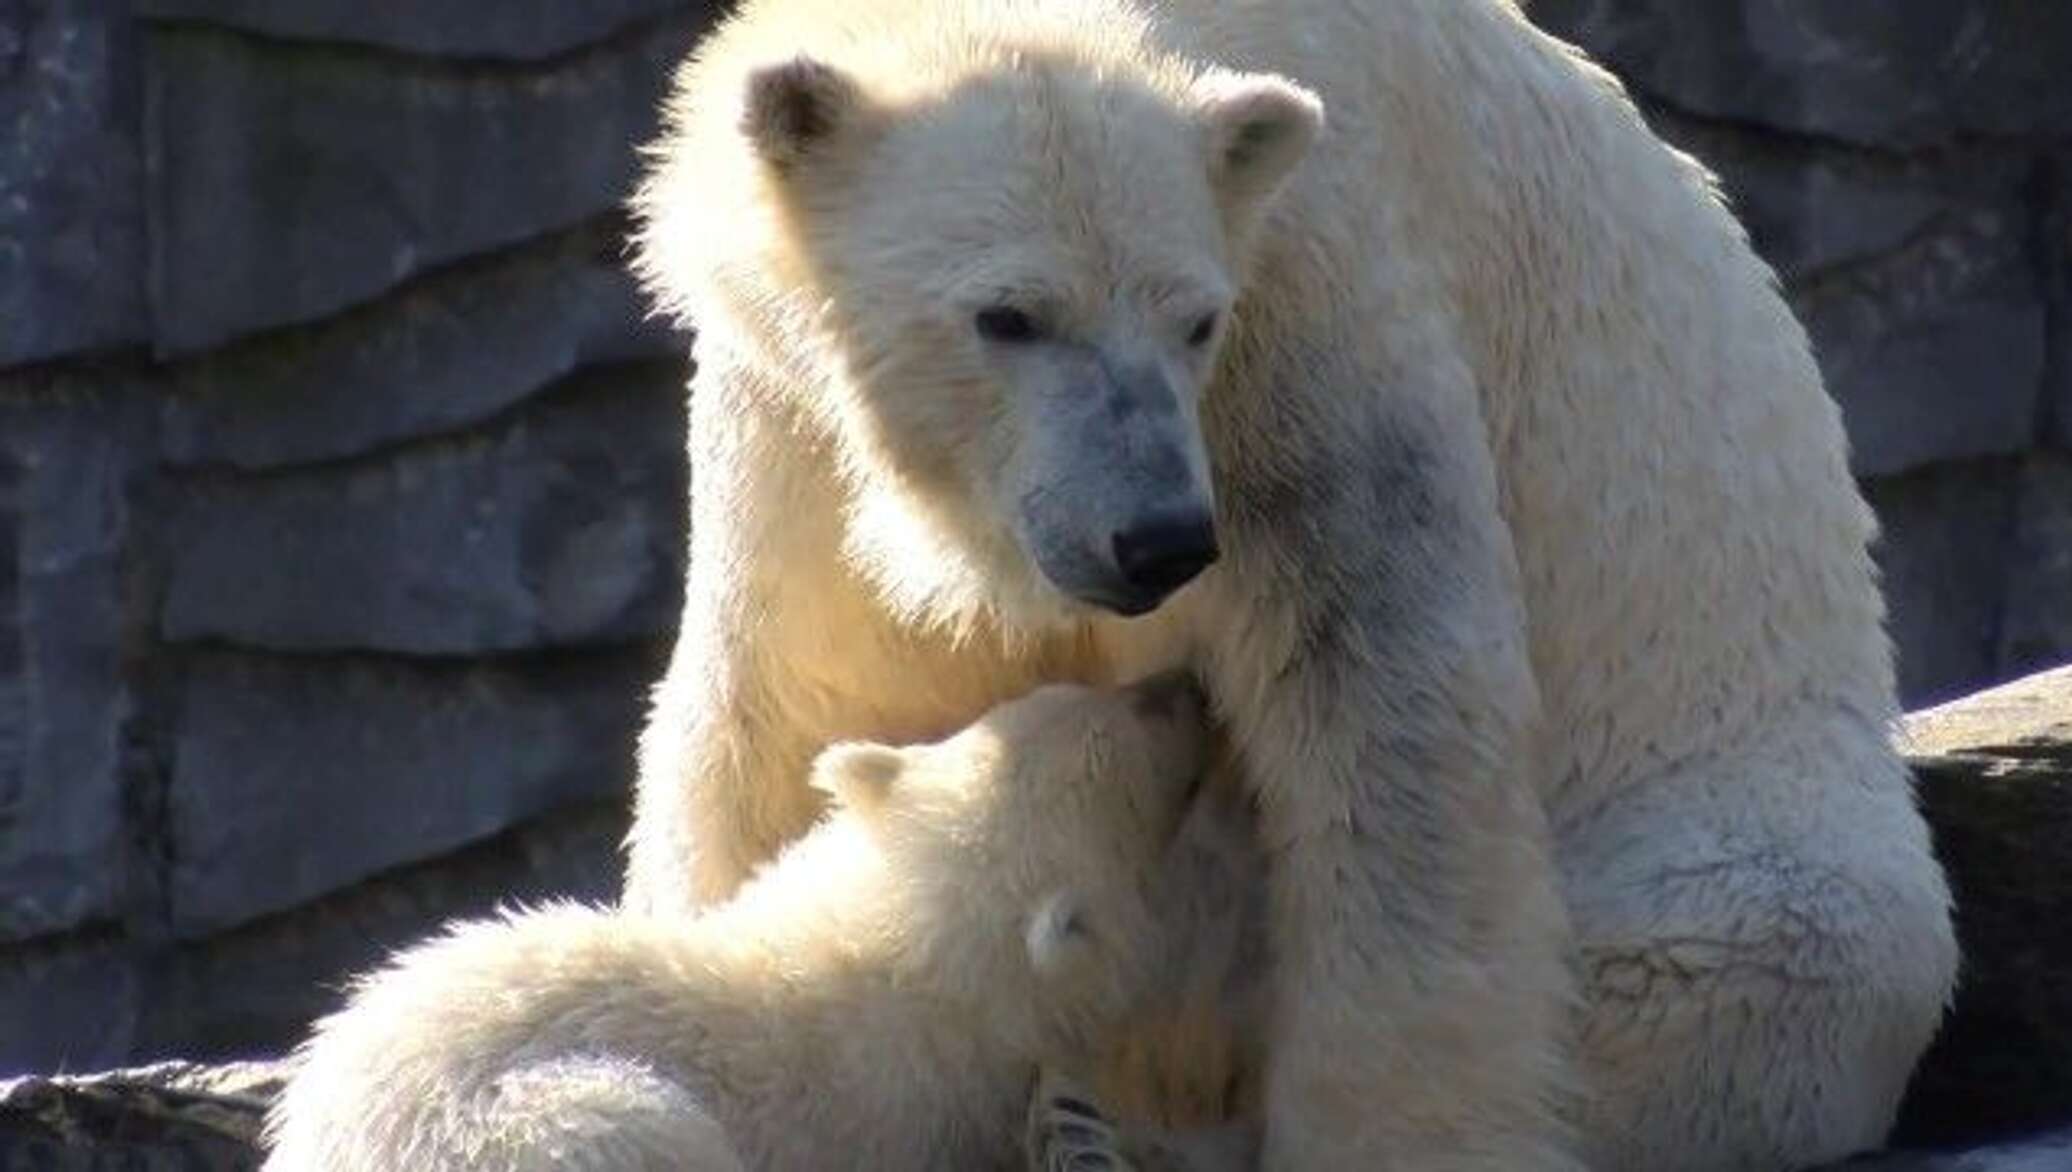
262,673,1222,1172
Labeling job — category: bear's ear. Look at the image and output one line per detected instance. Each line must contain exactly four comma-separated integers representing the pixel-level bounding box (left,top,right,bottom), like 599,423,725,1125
1192,71,1324,214
1025,888,1097,978
810,742,906,814
741,55,864,172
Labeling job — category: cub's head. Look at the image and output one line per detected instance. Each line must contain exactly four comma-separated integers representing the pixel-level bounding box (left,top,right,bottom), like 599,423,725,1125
636,22,1322,630
807,671,1217,1055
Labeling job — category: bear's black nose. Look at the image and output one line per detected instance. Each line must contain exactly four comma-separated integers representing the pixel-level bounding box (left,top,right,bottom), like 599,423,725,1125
1111,512,1220,607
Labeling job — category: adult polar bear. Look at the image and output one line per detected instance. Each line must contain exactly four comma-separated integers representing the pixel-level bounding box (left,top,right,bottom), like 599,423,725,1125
628,0,1957,1168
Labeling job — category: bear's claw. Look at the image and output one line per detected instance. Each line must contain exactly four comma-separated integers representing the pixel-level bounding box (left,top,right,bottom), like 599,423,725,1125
1026,1068,1134,1172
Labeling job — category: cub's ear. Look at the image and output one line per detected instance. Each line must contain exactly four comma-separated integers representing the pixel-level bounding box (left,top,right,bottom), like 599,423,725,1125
810,742,905,814
1025,888,1098,978
1192,71,1324,214
741,55,865,171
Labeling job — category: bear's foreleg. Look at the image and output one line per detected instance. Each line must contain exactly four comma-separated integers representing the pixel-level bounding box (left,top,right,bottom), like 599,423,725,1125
1200,394,1584,1171
626,364,850,914
630,625,828,913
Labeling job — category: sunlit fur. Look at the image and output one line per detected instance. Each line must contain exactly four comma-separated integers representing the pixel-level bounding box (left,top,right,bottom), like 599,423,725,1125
627,0,1957,1169
633,1,1318,638
262,681,1228,1172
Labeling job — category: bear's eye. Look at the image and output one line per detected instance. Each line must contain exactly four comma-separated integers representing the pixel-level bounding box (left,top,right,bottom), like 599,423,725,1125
1186,311,1219,348
975,306,1043,344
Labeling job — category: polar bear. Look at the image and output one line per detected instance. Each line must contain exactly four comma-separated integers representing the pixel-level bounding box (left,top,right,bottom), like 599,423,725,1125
626,0,1958,1169
261,674,1233,1172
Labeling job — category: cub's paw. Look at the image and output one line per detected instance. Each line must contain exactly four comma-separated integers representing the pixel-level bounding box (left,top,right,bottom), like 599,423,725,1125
1026,1068,1133,1172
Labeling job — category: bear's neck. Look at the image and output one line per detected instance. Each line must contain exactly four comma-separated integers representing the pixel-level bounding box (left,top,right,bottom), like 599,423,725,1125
684,822,1036,1165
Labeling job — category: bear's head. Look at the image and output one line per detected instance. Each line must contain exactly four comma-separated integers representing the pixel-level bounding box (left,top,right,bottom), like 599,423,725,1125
807,670,1219,1056
635,20,1323,630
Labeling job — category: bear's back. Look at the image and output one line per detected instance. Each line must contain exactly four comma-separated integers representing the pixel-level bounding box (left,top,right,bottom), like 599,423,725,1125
1156,0,1899,808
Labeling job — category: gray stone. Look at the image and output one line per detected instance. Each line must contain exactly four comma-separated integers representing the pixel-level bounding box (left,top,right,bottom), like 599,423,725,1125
0,934,140,1076
1996,453,2072,681
0,1061,278,1170
1863,459,2020,709
2047,155,2072,452
1894,668,2072,1148
1535,1,2072,149
142,10,709,353
140,800,625,1063
0,384,143,943
1828,1129,2072,1172
1791,204,2044,479
161,365,686,655
0,0,149,366
1638,111,2047,477
165,647,651,936
1906,665,2072,759
1642,107,2001,286
160,220,685,471
135,0,695,61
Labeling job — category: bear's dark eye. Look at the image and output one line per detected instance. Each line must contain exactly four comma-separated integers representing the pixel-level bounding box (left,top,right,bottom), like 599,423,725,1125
1186,311,1219,347
975,306,1042,344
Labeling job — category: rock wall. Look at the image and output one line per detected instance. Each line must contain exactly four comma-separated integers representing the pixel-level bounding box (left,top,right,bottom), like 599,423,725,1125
0,0,2066,1076
0,1,713,1073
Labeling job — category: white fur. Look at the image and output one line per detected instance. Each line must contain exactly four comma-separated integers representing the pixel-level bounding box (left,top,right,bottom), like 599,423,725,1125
627,1,1958,1169
262,680,1224,1171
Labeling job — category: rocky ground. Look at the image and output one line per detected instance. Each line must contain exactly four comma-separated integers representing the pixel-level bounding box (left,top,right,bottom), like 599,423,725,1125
3,668,2067,1170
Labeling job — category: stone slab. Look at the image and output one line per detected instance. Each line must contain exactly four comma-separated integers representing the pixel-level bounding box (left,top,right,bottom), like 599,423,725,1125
0,0,148,366
164,647,652,936
1829,1127,2072,1172
140,800,624,1063
1599,108,2045,479
0,1061,276,1170
141,11,709,353
1863,460,2021,709
161,364,687,656
136,0,694,61
0,384,144,942
1994,456,2072,684
0,934,140,1077
1894,668,2072,1147
1535,1,2072,149
1907,666,2072,759
159,219,685,471
1791,207,2044,480
1644,108,1953,286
